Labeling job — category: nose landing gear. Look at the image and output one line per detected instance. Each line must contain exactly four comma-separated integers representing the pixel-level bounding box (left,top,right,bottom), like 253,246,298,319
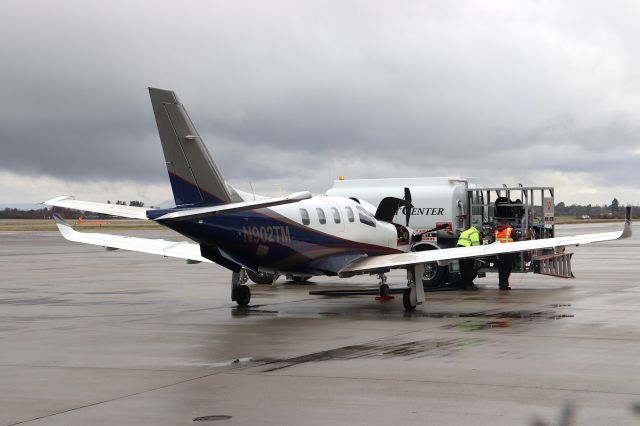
376,273,393,301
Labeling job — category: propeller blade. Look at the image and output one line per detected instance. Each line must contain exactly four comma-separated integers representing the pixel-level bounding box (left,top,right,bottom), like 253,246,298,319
404,187,412,226
404,187,412,204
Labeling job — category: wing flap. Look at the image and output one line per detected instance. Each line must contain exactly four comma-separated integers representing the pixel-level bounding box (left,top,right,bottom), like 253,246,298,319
44,196,148,220
340,220,631,275
53,214,211,263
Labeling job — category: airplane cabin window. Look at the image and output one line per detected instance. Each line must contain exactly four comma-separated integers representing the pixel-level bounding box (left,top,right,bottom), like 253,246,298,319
356,206,376,227
300,208,310,225
345,207,355,222
316,208,326,224
331,207,341,224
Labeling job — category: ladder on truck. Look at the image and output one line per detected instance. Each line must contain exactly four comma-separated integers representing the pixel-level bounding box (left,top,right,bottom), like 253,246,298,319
464,186,574,278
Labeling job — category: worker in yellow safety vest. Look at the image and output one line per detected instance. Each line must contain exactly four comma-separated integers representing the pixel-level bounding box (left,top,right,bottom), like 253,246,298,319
493,220,519,290
456,225,481,290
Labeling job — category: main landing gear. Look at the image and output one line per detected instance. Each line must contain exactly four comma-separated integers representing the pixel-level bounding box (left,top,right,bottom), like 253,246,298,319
403,263,426,311
231,269,251,306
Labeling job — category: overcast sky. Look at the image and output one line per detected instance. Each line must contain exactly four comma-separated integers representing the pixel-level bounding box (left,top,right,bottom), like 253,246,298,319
1,0,639,206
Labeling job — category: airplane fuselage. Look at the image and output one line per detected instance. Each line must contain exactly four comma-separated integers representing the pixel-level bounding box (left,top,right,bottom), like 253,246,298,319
149,196,405,275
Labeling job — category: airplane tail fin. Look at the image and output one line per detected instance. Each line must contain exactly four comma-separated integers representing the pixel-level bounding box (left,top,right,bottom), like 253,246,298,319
148,88,240,206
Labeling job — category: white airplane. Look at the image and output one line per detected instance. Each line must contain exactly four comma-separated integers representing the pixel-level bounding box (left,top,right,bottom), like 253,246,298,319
44,88,632,310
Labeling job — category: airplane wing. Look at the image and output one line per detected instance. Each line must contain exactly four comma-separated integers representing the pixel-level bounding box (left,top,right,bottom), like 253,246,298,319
153,191,312,221
339,214,632,276
44,196,148,220
44,191,312,222
52,213,211,263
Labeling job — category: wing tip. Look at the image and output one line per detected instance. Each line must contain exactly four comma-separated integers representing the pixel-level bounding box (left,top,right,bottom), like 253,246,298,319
51,212,76,240
43,195,74,206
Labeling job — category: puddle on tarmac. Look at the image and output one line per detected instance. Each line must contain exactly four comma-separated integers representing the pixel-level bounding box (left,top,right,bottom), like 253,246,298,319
258,337,484,372
231,304,574,324
251,309,574,372
403,308,574,320
435,310,574,331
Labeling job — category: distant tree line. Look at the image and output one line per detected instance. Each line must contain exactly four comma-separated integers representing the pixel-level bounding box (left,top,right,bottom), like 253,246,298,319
0,200,147,219
107,200,145,207
0,208,54,219
555,198,631,219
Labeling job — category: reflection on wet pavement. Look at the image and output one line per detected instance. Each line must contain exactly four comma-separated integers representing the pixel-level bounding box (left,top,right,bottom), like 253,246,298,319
259,336,485,371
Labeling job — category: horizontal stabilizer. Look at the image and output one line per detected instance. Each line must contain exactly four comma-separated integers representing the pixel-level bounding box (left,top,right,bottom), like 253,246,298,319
153,191,312,221
44,196,148,220
52,213,210,263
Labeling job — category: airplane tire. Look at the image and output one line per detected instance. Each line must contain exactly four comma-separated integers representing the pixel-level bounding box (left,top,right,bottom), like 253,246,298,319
379,283,390,297
234,285,251,306
403,288,416,311
247,270,275,285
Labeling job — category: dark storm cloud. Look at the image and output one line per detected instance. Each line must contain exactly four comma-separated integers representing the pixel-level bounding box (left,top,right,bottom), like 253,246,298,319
1,0,639,204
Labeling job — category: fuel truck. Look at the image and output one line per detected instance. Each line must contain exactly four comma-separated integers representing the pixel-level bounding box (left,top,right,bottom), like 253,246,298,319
326,177,566,289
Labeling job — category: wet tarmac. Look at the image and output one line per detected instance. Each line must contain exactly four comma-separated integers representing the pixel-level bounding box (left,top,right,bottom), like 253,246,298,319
1,223,640,425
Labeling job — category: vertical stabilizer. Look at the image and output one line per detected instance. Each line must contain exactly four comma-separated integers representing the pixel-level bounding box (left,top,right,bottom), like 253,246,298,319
148,88,239,206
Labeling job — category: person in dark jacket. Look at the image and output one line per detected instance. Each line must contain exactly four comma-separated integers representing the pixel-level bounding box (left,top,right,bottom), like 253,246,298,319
493,220,519,290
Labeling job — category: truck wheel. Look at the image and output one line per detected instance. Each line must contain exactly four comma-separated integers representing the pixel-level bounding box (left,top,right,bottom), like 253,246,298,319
421,261,449,289
247,270,275,285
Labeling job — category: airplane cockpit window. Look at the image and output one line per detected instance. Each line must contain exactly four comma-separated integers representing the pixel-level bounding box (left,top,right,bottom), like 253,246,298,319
316,208,326,224
356,206,376,227
300,208,310,225
345,207,355,222
331,207,341,224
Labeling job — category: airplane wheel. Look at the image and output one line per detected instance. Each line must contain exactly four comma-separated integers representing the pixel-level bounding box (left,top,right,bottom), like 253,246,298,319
379,283,390,297
403,288,416,311
234,285,251,306
247,270,275,285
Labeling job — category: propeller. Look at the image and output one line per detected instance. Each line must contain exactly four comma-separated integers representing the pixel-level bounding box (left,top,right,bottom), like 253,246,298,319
374,187,413,225
404,187,412,226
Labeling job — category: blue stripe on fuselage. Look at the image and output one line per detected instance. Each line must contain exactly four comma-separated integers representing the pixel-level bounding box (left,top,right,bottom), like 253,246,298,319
157,209,398,274
153,175,399,273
